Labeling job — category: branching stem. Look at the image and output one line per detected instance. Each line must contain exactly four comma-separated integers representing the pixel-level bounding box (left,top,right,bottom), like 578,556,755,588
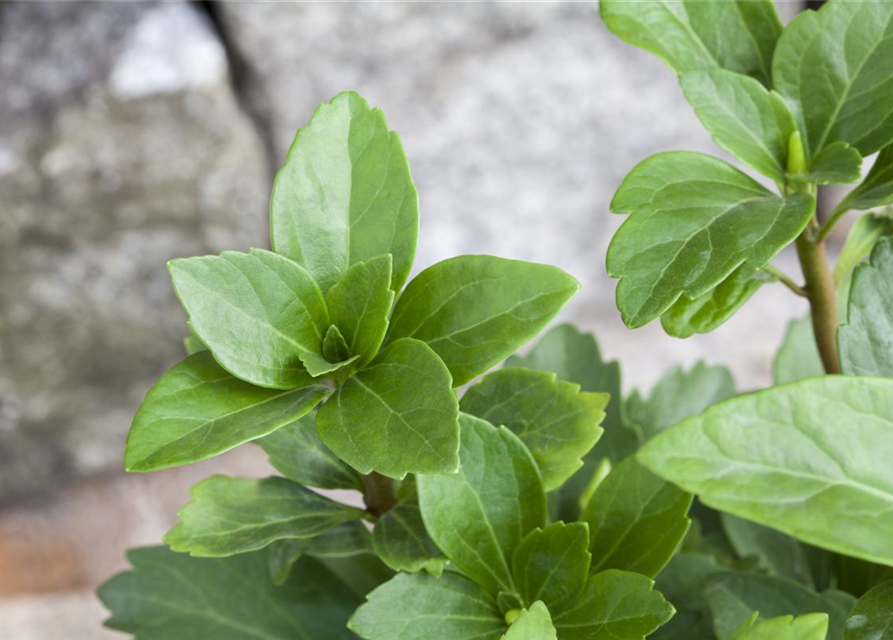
765,265,807,297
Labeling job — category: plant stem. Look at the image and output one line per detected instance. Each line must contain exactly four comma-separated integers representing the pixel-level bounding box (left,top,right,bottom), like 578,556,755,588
795,219,841,374
765,265,807,297
362,472,396,517
815,204,849,243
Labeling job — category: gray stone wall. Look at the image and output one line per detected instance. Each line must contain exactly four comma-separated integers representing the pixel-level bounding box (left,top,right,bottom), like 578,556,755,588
1,1,808,510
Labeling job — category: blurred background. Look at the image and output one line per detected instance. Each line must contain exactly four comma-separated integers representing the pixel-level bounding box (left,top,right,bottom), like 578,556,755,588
0,1,831,637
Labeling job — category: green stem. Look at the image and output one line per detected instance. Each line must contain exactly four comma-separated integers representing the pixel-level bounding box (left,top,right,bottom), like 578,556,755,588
795,220,841,374
815,204,849,243
362,472,396,517
764,265,807,297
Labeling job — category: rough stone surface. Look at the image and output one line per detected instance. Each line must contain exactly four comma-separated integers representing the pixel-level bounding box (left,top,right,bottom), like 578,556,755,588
0,2,269,506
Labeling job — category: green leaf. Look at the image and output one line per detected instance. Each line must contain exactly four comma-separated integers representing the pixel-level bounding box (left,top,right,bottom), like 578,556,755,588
349,571,505,640
320,554,395,601
661,266,774,338
582,456,692,579
653,552,726,640
504,602,557,640
418,413,547,595
626,362,735,442
680,69,795,182
721,513,817,588
258,414,364,491
326,254,395,370
125,352,329,472
730,613,829,640
704,572,854,640
607,152,815,328
638,376,893,567
316,337,460,479
505,324,638,518
773,1,893,162
267,521,373,586
788,142,863,185
387,255,579,386
773,315,824,385
833,211,893,286
838,147,893,214
600,0,782,86
323,324,351,363
169,249,330,388
164,475,364,557
552,570,675,640
845,580,893,640
183,332,207,355
98,546,360,640
270,92,418,294
839,238,893,377
372,496,447,576
512,522,591,614
460,368,607,492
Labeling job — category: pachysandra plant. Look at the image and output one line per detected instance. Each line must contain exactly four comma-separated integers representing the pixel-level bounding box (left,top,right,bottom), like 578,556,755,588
99,1,893,638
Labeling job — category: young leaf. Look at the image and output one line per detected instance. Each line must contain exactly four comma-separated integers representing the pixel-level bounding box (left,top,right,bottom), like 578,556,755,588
316,337,460,479
582,456,692,579
271,92,418,294
789,142,863,185
730,613,829,640
680,69,795,182
504,602,558,640
417,413,547,595
505,324,638,517
704,572,854,640
387,255,579,386
773,1,893,162
349,571,505,640
721,514,817,588
600,0,782,86
258,414,364,491
638,376,893,567
267,521,373,586
607,152,815,328
661,266,774,339
838,238,893,377
833,211,893,287
169,249,330,388
773,315,824,385
164,475,364,557
125,352,329,472
625,362,735,442
99,546,360,640
512,522,591,614
326,254,395,369
323,324,351,363
552,570,675,640
845,580,893,640
460,368,607,492
837,147,893,214
372,496,447,576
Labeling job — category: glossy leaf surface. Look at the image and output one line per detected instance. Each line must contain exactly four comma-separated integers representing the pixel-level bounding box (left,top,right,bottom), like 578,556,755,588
372,496,446,576
639,376,893,566
607,152,814,328
839,147,893,213
387,255,579,386
730,613,829,640
350,571,505,640
317,338,460,479
461,368,607,491
125,352,328,472
582,456,691,579
169,249,330,388
418,414,547,595
164,475,364,557
773,1,893,161
844,580,893,640
99,546,360,640
512,522,591,614
271,91,417,293
504,602,557,640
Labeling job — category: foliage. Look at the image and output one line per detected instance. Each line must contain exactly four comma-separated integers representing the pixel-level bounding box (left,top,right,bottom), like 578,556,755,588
101,2,893,639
